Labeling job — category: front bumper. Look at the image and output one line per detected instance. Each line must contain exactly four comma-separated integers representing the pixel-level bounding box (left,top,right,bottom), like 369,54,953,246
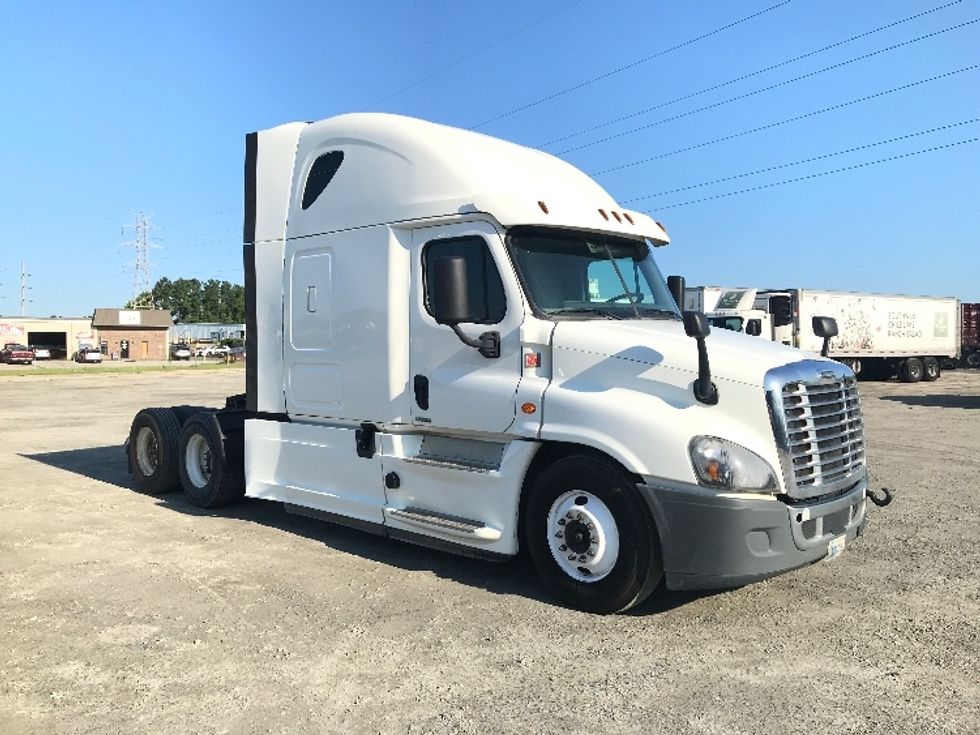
637,475,868,591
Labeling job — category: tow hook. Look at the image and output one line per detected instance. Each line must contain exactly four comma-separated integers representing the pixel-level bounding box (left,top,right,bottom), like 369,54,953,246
866,487,893,507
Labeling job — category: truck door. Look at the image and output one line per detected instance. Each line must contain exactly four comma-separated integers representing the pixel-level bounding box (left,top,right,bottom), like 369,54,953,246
409,222,523,433
769,294,794,346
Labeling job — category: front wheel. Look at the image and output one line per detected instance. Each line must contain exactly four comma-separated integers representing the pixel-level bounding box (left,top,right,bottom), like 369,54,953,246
523,456,663,614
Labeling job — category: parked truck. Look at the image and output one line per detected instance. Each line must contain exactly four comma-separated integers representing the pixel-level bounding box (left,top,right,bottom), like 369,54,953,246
706,288,959,382
127,113,874,614
682,285,734,313
961,302,980,368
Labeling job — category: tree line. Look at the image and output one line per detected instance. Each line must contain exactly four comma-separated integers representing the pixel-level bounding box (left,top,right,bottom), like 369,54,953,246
127,278,245,323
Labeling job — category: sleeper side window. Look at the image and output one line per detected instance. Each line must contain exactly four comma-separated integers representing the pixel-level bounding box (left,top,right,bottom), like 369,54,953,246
423,237,506,325
302,151,344,210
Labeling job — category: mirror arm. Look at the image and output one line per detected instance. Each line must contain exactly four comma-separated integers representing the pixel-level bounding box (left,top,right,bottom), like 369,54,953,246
693,337,719,405
448,324,500,359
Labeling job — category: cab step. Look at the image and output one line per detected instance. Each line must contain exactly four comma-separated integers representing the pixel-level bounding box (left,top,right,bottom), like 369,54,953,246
385,506,502,541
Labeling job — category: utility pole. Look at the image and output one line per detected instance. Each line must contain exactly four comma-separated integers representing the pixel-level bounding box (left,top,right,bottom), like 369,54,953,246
123,212,158,307
20,261,31,316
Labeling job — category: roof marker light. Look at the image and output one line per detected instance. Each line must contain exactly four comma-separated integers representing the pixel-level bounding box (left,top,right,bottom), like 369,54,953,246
598,209,609,221
623,212,634,225
538,200,549,214
611,211,622,223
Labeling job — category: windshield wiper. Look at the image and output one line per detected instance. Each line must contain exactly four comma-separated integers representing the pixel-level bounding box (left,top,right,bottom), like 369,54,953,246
548,307,623,320
638,308,682,320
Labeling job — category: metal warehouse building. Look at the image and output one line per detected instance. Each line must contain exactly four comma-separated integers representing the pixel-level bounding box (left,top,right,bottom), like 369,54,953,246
170,323,246,344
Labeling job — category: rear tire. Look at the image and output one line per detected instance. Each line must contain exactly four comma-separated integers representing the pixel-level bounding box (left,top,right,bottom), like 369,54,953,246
128,408,182,494
523,456,663,614
171,405,211,426
967,352,980,369
177,413,244,508
922,356,940,382
899,357,923,383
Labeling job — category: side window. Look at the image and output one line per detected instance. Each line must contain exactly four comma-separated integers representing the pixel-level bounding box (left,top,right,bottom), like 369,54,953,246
423,236,506,324
302,151,344,210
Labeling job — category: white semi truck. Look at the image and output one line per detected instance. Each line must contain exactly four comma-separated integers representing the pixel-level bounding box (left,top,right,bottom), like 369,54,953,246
127,114,876,613
706,288,959,382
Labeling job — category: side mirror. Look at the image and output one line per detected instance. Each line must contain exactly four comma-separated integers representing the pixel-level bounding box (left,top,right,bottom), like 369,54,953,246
745,319,762,337
429,255,500,359
667,275,685,311
682,311,717,405
430,256,473,325
812,316,838,358
682,310,710,339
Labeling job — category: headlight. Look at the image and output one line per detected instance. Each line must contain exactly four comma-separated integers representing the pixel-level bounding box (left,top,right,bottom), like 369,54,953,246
688,436,778,493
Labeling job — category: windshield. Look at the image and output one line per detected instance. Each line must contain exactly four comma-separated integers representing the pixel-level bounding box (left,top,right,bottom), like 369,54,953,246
709,316,744,332
507,227,680,320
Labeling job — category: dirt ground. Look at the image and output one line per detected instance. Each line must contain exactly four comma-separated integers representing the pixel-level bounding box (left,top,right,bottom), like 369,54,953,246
1,368,978,735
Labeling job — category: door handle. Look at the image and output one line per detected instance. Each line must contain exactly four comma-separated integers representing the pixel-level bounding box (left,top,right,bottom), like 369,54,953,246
413,375,429,410
307,285,317,312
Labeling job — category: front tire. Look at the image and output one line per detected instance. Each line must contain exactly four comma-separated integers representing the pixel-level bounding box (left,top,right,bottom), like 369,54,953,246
177,413,244,508
128,408,182,494
523,456,663,614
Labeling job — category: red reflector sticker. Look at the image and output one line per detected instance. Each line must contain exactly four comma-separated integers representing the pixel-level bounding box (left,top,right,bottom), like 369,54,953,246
524,353,541,368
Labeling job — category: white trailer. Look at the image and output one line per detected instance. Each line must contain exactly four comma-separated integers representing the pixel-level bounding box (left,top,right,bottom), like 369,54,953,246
706,288,959,382
126,114,874,613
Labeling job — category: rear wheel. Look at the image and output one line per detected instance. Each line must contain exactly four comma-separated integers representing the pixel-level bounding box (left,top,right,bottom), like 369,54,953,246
523,456,663,614
967,352,980,369
922,356,940,382
899,357,923,383
128,408,182,494
177,413,244,508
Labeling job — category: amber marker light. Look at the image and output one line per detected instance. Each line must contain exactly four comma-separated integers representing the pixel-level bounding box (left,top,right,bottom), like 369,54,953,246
598,208,609,221
623,212,634,225
538,200,549,214
707,461,721,483
521,403,537,415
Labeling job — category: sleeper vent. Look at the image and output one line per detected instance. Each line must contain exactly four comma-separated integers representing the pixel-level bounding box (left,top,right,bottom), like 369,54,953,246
301,151,344,210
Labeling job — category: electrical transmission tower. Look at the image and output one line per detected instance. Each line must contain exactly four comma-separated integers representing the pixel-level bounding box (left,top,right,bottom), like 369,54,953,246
122,212,158,307
20,261,31,316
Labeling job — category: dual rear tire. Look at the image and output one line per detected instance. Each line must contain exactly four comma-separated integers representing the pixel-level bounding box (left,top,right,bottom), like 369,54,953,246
128,407,243,508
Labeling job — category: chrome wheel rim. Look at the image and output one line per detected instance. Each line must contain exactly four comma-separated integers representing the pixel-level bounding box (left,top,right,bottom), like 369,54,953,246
135,427,158,477
547,490,619,582
185,434,212,489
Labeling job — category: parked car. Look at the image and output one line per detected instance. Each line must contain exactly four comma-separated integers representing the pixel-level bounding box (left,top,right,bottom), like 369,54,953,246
170,344,192,361
228,346,246,363
195,345,230,357
1,343,35,365
30,345,52,360
74,346,103,363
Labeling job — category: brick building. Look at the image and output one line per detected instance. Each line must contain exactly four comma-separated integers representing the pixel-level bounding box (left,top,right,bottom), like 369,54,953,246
91,308,172,360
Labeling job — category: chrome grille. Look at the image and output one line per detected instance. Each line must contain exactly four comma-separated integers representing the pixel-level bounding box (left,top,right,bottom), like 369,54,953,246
780,375,865,493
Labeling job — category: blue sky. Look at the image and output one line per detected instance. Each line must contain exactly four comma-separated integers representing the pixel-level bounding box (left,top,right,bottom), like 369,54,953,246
1,0,977,317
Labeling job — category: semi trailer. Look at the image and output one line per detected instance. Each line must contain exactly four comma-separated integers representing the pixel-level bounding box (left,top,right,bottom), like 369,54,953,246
127,113,875,613
706,288,959,382
961,302,980,368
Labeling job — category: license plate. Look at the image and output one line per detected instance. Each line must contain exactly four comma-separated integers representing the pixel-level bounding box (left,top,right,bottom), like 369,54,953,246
826,534,846,560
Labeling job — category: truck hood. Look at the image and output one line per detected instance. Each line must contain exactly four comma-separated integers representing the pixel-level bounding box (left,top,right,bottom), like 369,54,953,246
552,318,819,387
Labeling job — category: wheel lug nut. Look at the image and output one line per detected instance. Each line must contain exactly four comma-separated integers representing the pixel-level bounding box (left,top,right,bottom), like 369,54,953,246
588,522,595,530
578,555,587,562
559,545,567,552
555,531,564,538
566,512,574,519
567,554,576,561
587,550,596,557
557,518,566,526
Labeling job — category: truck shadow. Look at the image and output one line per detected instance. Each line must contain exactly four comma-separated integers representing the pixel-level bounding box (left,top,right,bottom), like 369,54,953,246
22,444,713,614
879,394,980,409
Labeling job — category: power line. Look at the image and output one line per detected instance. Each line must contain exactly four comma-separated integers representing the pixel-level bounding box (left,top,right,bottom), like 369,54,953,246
543,0,964,147
363,1,584,110
592,63,980,176
646,137,978,211
624,118,980,202
557,17,980,156
469,0,795,130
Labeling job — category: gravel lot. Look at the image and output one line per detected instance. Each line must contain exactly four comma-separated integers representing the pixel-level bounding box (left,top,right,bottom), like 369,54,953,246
1,368,978,734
